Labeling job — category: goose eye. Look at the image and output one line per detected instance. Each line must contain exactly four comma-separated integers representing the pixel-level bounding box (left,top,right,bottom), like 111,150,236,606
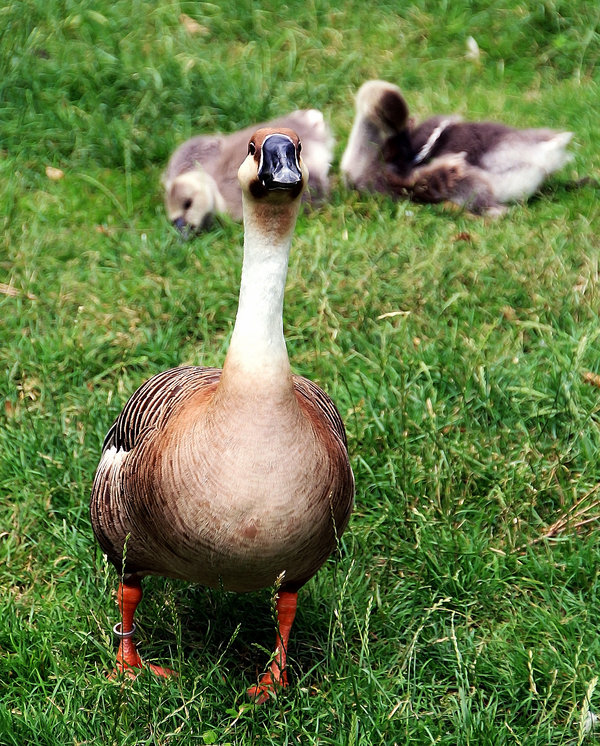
183,198,193,210
248,141,256,155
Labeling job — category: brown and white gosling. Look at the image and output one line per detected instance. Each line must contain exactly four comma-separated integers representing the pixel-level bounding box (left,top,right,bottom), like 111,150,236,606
91,128,354,703
164,110,333,233
341,79,573,215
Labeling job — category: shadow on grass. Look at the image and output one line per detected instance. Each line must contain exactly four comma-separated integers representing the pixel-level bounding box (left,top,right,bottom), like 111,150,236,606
535,175,600,199
121,577,331,690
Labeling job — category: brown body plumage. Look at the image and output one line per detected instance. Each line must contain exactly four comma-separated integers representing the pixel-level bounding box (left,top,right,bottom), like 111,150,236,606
90,127,354,701
91,367,352,592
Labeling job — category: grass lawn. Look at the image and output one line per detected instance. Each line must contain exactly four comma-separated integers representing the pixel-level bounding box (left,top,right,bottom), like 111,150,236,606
1,0,600,743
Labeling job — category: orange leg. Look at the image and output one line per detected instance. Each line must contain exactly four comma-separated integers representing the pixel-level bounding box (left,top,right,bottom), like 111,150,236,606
247,590,298,704
111,577,174,679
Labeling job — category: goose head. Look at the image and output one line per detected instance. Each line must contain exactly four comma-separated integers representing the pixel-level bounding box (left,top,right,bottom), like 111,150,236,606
165,169,220,235
238,128,308,212
355,80,410,137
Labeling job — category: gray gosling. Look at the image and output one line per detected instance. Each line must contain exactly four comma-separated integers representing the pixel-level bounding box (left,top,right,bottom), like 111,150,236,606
341,80,573,215
164,110,333,233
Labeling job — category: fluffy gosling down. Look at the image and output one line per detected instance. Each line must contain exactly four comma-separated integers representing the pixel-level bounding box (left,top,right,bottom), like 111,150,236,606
164,110,333,233
341,79,573,215
91,128,354,703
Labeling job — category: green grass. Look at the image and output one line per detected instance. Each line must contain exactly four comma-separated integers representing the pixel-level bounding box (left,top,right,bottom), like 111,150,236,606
1,0,600,743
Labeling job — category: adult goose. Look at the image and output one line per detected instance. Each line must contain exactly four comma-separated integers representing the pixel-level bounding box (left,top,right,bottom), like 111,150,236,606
91,127,354,703
164,110,333,233
341,79,573,215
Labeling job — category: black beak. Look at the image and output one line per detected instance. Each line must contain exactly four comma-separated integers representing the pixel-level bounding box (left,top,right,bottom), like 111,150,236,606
172,216,194,239
258,134,302,191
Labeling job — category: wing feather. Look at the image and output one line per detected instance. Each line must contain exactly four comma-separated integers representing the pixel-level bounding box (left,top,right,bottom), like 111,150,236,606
102,366,222,453
292,375,349,448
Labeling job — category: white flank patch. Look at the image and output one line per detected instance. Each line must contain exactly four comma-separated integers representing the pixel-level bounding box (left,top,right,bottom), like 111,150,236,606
101,445,127,469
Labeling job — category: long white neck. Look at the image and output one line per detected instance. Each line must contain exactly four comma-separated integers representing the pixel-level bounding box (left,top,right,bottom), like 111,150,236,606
224,197,299,382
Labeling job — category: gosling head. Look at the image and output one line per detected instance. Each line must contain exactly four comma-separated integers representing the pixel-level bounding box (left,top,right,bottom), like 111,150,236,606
355,80,410,136
238,128,308,208
165,170,218,235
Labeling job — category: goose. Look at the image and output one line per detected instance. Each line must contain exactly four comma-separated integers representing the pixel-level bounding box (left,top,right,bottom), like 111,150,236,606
164,110,333,233
91,127,354,703
341,79,573,215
